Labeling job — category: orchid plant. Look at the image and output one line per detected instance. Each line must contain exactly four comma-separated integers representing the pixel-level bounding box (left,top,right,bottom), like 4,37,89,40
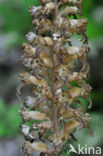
17,0,92,155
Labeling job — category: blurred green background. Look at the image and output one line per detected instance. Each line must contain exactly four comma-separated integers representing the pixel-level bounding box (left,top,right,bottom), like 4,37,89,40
0,0,103,156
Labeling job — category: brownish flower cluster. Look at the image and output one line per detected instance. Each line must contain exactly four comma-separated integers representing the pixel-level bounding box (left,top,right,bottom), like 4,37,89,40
17,0,92,155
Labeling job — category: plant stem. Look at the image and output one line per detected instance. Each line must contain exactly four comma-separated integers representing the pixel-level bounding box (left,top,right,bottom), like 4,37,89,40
51,0,58,133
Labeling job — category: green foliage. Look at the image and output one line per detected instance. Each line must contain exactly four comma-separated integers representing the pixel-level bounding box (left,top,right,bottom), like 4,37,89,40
82,0,103,38
0,0,40,32
0,99,21,137
0,0,40,47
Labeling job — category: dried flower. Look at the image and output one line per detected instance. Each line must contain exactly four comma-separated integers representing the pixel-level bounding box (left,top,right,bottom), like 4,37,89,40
20,108,48,121
22,141,48,154
17,0,92,155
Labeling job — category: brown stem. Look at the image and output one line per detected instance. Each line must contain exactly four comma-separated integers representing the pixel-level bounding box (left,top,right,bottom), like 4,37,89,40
55,0,58,18
51,0,58,133
51,45,58,133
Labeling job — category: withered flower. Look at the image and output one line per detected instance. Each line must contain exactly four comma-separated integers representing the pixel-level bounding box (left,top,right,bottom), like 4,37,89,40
17,0,92,155
22,141,48,155
59,6,80,17
20,107,48,121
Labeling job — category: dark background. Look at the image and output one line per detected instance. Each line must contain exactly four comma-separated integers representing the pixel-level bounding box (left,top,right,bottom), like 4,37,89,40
0,0,103,155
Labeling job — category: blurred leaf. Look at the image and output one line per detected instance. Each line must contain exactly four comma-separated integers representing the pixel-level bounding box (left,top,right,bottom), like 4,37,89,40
70,113,103,147
0,98,21,137
23,0,40,8
91,90,103,107
82,0,94,17
0,0,40,47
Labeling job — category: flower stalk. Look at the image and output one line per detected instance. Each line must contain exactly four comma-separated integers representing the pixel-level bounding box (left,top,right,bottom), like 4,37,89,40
17,0,92,155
